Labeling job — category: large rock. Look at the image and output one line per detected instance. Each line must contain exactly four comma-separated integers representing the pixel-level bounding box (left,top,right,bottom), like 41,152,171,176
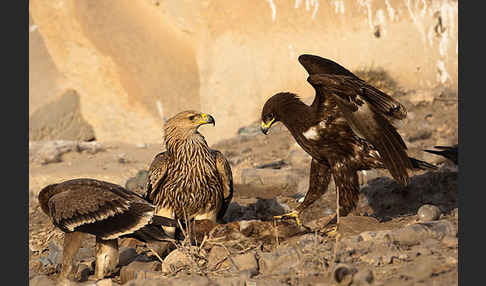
29,89,95,142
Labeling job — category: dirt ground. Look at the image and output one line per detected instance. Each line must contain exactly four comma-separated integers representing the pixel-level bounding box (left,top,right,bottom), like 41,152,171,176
29,82,458,285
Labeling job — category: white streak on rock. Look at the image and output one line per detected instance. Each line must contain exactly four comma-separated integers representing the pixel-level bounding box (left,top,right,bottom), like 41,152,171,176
266,0,277,22
436,60,450,84
295,0,302,9
385,0,397,21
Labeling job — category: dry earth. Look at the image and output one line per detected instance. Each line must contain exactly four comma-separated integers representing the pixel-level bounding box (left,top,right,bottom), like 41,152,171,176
29,83,458,285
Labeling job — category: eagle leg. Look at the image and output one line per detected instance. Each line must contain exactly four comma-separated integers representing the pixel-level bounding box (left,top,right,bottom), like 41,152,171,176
59,231,85,281
273,210,302,227
94,237,119,280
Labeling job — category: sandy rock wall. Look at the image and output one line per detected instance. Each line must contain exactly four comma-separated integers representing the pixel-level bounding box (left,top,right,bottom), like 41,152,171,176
29,0,458,145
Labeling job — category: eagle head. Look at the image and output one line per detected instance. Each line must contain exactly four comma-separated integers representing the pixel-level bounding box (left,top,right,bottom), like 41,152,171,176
166,110,215,131
261,92,299,135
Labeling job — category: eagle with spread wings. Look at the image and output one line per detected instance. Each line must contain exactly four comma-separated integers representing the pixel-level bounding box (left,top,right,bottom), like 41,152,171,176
260,54,436,230
38,178,177,281
144,110,233,239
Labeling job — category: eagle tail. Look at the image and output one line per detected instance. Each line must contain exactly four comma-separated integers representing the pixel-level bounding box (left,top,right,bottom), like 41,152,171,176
151,215,178,227
409,157,438,170
129,224,172,242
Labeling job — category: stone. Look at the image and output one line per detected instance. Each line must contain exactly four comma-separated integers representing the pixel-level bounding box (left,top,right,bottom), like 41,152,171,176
231,252,259,276
119,247,139,266
125,170,149,196
97,278,113,286
385,220,456,246
29,140,104,164
29,89,96,142
417,204,442,222
441,235,458,248
258,246,301,275
333,263,357,285
75,263,91,282
119,261,162,284
207,245,231,271
161,247,206,274
240,168,300,191
29,275,56,286
353,268,375,285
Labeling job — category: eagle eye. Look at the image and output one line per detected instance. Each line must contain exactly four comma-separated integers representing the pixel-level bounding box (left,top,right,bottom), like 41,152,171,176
188,115,196,121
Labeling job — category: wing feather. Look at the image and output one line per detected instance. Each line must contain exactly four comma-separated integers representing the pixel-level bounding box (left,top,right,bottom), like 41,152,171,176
42,179,157,239
299,55,413,185
144,152,170,204
212,150,233,221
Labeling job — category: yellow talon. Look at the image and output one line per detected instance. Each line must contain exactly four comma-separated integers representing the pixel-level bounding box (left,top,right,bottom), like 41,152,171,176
323,225,338,237
273,210,302,227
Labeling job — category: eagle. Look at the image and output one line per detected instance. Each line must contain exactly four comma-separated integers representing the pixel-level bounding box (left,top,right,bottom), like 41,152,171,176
425,145,458,165
144,110,233,239
38,178,177,281
260,54,436,230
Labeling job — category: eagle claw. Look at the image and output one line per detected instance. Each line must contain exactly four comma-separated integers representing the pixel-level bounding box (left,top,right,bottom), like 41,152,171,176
273,210,302,227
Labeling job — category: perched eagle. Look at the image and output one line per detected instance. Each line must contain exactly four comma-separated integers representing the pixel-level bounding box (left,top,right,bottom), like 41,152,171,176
144,110,233,238
260,54,436,229
425,145,458,165
38,178,177,281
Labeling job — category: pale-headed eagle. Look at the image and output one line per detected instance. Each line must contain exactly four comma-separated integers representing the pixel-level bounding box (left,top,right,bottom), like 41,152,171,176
38,178,176,281
260,54,436,229
144,110,233,238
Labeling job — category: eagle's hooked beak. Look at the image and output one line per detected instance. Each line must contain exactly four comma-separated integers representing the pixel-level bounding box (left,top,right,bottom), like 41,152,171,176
198,113,215,126
260,118,275,135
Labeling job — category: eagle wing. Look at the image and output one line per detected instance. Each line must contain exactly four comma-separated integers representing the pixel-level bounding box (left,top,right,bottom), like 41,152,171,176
298,55,412,185
144,152,170,205
43,179,157,240
212,150,234,221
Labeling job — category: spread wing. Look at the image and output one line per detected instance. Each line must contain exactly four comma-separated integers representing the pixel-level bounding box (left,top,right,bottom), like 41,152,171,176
144,152,170,205
298,55,413,185
43,179,157,240
212,150,233,221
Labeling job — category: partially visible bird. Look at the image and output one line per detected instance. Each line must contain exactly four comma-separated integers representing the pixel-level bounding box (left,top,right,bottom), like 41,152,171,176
260,54,436,231
425,145,458,165
144,110,233,239
38,178,177,281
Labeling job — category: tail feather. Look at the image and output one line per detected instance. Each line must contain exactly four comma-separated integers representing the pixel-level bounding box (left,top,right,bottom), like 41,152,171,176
409,157,438,170
129,224,172,242
151,215,178,227
424,145,458,165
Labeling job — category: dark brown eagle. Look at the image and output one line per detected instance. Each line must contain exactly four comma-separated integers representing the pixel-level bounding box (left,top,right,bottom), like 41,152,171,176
425,145,458,165
144,110,233,238
38,178,177,281
260,54,436,229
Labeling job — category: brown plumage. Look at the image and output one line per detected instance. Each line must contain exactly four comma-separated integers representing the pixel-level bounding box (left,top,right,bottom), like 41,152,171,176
38,178,176,281
144,110,233,238
260,54,436,228
425,145,458,165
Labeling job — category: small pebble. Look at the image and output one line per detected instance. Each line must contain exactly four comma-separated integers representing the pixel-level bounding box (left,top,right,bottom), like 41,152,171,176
417,204,441,222
441,236,458,248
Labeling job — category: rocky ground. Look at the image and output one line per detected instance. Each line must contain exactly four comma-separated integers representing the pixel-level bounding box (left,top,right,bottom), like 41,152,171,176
29,80,458,285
